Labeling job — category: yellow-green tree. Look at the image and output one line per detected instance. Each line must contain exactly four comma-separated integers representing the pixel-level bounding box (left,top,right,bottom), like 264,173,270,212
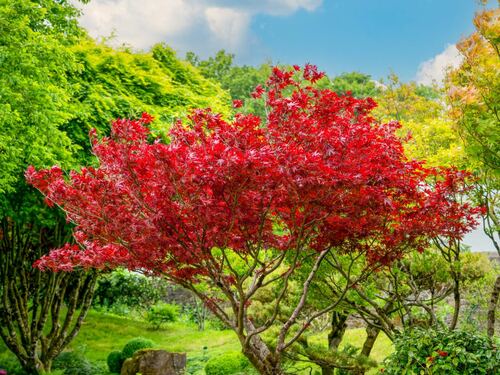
446,6,500,338
373,75,466,169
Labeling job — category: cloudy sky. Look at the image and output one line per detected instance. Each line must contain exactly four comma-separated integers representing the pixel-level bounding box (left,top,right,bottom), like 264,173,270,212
75,0,492,83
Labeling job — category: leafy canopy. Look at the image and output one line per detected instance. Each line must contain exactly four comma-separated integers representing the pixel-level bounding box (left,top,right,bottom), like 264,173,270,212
27,65,479,274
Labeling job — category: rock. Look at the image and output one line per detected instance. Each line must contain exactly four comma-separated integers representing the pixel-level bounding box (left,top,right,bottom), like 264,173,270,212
121,349,186,375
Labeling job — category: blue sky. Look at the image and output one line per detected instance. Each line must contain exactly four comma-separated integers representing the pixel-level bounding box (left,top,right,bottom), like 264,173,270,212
77,0,493,83
251,0,484,81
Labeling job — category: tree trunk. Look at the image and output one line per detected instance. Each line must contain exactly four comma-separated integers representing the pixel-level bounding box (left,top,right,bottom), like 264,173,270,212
242,343,284,375
361,325,380,358
0,218,97,375
240,318,286,375
349,325,380,375
449,270,461,330
328,311,348,350
317,311,349,375
487,274,500,338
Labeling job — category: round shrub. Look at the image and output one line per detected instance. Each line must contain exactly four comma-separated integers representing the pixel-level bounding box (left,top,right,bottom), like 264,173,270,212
205,351,254,375
382,328,500,374
121,337,155,359
107,350,124,373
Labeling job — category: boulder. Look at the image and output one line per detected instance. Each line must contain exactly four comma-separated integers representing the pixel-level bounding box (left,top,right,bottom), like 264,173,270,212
121,349,186,375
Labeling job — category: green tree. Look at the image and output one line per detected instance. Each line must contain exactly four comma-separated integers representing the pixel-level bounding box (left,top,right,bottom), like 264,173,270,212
447,6,500,338
186,50,270,118
0,1,231,373
325,71,381,98
0,2,96,373
373,75,465,169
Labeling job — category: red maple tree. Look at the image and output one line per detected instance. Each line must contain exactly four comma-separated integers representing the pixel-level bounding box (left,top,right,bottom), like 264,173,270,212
27,66,479,374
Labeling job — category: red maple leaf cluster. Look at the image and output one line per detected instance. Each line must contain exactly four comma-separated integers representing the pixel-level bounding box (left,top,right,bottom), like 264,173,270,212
26,65,480,277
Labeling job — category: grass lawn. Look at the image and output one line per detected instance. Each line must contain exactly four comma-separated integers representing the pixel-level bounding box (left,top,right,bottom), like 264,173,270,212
72,310,240,361
72,310,393,374
1,309,393,374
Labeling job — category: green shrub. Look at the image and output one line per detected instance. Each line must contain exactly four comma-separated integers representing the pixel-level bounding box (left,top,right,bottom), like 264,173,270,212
121,337,155,359
146,303,179,329
382,328,500,374
204,351,254,375
53,351,101,375
93,269,169,313
107,350,124,373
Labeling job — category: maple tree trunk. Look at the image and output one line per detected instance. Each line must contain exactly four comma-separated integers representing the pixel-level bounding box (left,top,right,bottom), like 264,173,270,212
487,274,500,338
242,336,285,375
449,265,461,330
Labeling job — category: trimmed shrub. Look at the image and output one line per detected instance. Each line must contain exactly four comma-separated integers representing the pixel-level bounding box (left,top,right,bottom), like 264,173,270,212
382,328,500,374
146,303,179,329
107,350,124,373
121,337,155,359
204,351,255,375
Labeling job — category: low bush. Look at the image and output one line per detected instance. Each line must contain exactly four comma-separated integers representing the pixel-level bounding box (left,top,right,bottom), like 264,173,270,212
121,337,155,359
53,351,102,375
381,328,500,374
204,351,255,375
146,303,179,329
107,350,124,373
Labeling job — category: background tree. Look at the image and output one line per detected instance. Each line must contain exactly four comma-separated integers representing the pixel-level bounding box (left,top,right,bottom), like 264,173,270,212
447,6,500,338
320,71,382,98
0,1,230,373
0,1,95,372
28,66,479,375
186,49,270,118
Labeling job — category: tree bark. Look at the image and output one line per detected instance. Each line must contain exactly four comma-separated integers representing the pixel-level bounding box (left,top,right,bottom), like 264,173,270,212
242,337,285,375
361,325,380,358
487,274,500,338
328,311,348,350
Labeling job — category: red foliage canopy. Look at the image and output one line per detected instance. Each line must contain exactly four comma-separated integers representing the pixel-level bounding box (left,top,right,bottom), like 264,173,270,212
26,66,479,277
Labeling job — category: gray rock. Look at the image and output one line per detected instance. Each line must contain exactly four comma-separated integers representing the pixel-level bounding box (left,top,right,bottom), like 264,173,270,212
121,349,186,375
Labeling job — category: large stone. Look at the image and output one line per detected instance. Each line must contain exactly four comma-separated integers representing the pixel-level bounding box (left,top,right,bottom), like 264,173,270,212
121,349,186,375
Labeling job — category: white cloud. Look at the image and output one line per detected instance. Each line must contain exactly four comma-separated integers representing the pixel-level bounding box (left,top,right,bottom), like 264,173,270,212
74,0,322,56
205,7,251,50
415,44,463,86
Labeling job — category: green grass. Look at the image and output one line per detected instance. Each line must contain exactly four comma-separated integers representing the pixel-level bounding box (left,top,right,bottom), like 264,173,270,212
0,310,393,374
72,310,240,361
73,311,393,374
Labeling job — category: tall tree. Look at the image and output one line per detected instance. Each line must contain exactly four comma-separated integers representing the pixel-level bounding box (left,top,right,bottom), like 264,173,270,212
0,1,95,373
28,66,479,375
447,5,500,338
0,1,231,373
